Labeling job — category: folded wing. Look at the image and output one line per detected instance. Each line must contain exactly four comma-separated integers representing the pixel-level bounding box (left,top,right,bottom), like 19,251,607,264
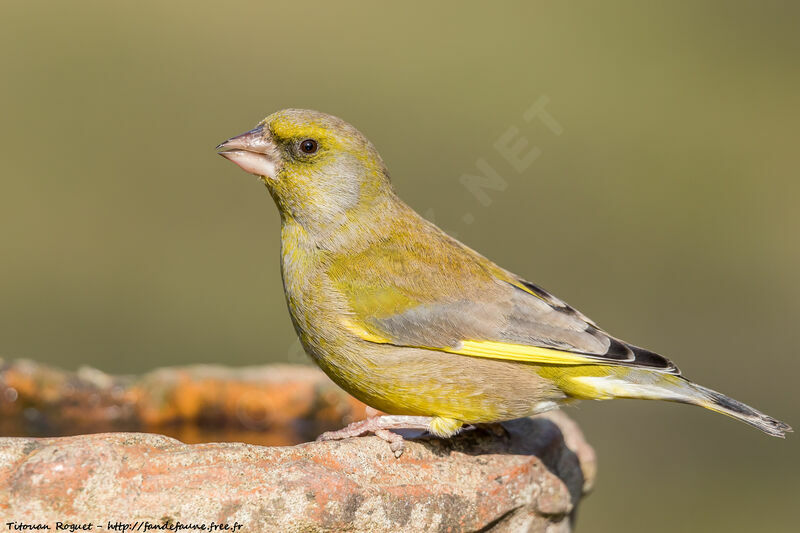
343,272,679,374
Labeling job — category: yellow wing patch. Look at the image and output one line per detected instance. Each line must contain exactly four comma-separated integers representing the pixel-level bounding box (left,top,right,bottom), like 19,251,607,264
453,340,601,365
342,316,603,366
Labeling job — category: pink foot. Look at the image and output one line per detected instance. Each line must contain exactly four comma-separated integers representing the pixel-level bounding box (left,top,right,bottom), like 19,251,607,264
317,415,433,457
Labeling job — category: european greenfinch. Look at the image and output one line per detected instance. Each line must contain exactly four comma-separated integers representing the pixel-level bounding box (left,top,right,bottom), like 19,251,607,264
217,109,790,455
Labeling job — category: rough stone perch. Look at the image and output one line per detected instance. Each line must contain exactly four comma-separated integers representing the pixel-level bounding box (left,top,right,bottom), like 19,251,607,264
0,361,596,532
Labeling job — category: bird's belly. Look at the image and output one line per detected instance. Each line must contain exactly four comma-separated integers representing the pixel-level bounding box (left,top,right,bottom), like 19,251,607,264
305,339,564,424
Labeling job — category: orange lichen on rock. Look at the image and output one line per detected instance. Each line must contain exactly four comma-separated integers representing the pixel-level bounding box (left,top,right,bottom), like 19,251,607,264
0,359,368,444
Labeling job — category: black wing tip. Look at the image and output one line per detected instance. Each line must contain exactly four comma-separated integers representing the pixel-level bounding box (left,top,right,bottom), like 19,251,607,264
588,328,679,373
513,278,680,374
604,336,635,362
627,344,681,374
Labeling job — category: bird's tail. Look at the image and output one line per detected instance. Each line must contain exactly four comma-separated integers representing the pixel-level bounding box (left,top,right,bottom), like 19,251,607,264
561,368,792,438
678,379,792,437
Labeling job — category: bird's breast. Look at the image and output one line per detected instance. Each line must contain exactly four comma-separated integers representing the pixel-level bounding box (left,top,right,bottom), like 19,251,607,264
279,222,353,353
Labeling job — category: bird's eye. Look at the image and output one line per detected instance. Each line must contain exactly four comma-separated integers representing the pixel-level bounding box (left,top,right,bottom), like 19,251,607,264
299,139,318,154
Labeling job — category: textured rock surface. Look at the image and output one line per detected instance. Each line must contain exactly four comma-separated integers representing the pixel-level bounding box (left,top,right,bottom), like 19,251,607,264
0,361,596,532
0,412,594,532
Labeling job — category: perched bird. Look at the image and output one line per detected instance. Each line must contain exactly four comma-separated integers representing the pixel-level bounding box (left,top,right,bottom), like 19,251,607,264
217,109,791,456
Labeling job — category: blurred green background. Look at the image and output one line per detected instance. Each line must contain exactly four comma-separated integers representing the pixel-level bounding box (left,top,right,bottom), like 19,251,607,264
1,1,797,531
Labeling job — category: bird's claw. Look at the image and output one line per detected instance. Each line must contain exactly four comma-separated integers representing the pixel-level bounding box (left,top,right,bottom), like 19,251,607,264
316,415,434,458
374,428,406,457
317,418,407,456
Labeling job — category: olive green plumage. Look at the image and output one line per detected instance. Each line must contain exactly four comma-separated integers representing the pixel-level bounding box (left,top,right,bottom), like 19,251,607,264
217,109,790,441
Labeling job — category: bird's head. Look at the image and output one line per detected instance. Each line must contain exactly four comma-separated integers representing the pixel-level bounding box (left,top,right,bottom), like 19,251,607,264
217,109,392,230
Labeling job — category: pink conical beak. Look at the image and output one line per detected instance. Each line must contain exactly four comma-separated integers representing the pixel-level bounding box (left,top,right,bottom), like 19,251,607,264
216,126,280,179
